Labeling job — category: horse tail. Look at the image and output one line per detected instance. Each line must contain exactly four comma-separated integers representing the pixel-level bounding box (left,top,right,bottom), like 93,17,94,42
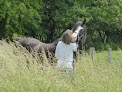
15,37,23,41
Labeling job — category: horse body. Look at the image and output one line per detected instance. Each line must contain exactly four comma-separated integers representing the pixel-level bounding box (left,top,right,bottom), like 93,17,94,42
15,37,60,54
38,42,58,53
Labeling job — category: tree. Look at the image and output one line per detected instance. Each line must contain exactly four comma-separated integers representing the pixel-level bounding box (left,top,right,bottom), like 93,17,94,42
0,0,121,50
0,0,42,39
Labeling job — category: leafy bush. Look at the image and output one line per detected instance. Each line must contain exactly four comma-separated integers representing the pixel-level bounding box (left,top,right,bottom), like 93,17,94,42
0,0,121,50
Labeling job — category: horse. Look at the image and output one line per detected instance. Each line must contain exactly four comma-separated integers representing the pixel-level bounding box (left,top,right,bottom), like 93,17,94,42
15,19,86,60
15,37,61,56
71,19,87,61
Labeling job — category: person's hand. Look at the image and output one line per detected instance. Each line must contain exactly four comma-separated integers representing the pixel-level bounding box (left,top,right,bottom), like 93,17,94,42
71,33,77,42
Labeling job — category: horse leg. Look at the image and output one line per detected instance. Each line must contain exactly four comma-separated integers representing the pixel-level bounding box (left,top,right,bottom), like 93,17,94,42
73,49,79,69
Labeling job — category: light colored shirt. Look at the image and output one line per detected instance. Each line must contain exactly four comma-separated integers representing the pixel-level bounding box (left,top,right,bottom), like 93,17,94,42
55,41,77,69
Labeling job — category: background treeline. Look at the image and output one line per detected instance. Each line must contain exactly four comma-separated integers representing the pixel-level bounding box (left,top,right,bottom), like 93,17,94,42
0,0,122,50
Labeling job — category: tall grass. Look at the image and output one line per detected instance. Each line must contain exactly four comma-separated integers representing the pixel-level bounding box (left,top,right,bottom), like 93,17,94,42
0,40,121,92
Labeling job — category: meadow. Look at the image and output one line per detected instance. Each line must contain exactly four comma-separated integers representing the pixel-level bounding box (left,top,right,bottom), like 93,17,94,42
0,40,121,92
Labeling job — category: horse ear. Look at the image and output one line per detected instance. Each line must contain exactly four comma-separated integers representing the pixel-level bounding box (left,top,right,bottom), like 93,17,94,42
83,19,86,25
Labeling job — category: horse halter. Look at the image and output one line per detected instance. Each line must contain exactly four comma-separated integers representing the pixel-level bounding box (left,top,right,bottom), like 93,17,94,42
74,26,85,44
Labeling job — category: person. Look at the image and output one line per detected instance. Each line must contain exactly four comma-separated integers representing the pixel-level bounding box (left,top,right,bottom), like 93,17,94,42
55,29,78,78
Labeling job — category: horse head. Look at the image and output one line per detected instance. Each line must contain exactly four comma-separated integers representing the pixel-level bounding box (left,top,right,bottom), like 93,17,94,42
71,19,87,50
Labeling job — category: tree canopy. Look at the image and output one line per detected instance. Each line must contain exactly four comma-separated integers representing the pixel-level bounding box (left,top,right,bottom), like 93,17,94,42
0,0,121,50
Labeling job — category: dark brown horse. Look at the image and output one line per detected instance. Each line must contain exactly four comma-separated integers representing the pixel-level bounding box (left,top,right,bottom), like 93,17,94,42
71,19,87,62
15,37,61,55
15,19,86,58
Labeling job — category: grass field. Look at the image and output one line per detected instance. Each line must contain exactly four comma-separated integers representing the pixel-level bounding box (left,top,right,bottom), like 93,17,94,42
0,40,121,92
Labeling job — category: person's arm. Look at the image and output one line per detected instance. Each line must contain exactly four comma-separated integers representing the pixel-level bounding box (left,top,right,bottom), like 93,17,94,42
55,42,60,59
71,43,77,51
55,46,58,58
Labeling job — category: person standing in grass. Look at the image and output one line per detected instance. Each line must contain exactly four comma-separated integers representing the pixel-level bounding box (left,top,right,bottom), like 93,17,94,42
55,29,78,78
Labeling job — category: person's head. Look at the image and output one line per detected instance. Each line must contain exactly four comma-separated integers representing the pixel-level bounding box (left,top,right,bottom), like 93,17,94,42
61,29,72,44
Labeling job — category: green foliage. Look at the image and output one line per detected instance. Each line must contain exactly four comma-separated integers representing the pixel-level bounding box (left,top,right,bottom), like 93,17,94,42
0,0,122,50
86,0,122,43
0,0,42,39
